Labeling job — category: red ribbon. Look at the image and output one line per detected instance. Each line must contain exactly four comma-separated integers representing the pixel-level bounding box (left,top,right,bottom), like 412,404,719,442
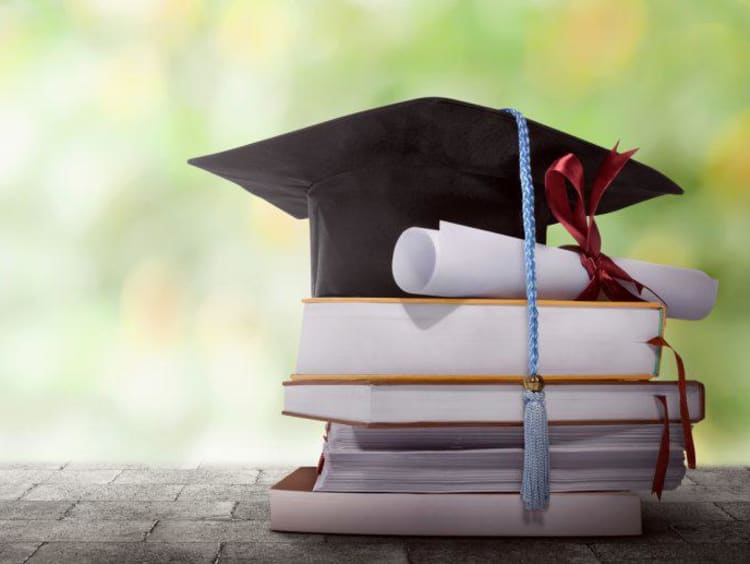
545,146,694,495
544,144,658,302
648,337,696,469
652,395,670,499
316,421,331,475
647,337,697,499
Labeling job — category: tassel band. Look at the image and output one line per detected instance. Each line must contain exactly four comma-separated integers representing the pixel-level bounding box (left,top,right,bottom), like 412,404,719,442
523,374,545,393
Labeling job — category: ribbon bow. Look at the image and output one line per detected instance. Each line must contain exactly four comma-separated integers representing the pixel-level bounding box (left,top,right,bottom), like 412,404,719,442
544,143,654,302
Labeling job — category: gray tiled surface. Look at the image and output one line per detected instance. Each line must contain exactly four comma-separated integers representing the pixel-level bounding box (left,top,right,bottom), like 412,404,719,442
0,465,747,563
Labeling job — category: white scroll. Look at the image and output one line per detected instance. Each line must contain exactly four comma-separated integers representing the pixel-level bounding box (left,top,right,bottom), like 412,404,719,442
392,221,717,321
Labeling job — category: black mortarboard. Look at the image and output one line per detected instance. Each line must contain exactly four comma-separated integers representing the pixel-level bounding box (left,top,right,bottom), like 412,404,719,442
189,97,682,297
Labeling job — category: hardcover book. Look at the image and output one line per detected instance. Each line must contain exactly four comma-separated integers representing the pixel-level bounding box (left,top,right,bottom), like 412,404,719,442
271,468,643,536
283,380,705,425
295,298,666,379
313,423,687,493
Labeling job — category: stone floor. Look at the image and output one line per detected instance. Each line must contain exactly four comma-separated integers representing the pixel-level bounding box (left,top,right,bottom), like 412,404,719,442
0,465,748,563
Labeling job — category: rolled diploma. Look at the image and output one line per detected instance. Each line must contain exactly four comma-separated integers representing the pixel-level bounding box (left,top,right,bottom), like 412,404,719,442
392,221,718,321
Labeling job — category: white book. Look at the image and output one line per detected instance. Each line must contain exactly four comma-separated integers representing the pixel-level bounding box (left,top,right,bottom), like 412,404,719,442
315,448,686,493
271,467,643,537
283,380,705,425
295,298,665,378
314,423,686,493
326,422,686,450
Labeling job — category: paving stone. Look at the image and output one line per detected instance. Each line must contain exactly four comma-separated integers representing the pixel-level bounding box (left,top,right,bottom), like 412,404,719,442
0,543,42,564
198,463,259,470
641,502,733,523
23,484,183,502
220,541,408,563
68,501,235,521
112,469,203,484
672,520,750,543
2,463,749,561
592,542,750,563
324,533,424,545
716,502,750,521
44,469,121,485
0,463,63,470
639,484,750,503
61,463,148,470
565,517,685,545
0,501,72,520
148,520,325,543
0,470,54,484
26,542,219,564
406,540,599,564
254,467,296,485
687,467,750,489
197,466,263,481
177,484,266,501
681,474,697,486
0,519,153,542
232,497,270,520
200,468,261,484
62,462,200,470
114,468,259,484
0,484,34,502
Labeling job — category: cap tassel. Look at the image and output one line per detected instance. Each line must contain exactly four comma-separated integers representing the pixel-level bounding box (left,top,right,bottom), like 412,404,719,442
522,385,550,510
503,108,551,511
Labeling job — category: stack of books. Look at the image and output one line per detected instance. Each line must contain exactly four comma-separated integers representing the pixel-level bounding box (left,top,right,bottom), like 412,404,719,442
187,97,714,536
270,298,705,536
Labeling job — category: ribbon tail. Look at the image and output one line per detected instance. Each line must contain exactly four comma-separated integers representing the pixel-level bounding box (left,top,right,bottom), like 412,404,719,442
651,395,671,500
600,276,647,302
648,337,696,468
315,452,325,475
521,390,550,511
316,421,331,475
599,256,670,306
587,144,638,216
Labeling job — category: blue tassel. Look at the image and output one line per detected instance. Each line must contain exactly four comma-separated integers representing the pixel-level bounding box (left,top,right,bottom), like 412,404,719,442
502,108,551,511
522,390,550,510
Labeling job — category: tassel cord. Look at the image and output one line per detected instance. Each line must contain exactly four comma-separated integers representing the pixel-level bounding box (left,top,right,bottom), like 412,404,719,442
503,108,550,511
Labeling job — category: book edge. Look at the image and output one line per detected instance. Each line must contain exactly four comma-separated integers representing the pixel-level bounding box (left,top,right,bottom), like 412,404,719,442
302,298,665,310
281,410,705,427
270,467,643,537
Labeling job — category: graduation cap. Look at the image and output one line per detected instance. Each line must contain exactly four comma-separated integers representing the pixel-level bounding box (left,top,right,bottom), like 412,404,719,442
189,97,682,297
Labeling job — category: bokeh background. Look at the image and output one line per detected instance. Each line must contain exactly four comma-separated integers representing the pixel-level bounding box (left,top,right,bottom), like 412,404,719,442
1,0,748,465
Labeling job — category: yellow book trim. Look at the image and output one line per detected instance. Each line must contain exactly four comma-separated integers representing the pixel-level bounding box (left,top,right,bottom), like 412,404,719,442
303,297,665,309
289,374,654,383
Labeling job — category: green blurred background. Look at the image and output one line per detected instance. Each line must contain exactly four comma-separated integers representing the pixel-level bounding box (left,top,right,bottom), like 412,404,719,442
1,0,748,465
